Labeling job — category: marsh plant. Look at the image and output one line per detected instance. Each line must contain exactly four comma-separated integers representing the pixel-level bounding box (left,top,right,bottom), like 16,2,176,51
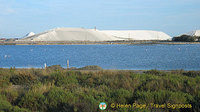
0,67,200,112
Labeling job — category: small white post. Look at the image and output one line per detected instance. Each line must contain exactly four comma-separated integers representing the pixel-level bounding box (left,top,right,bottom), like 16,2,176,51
67,60,69,69
44,63,47,69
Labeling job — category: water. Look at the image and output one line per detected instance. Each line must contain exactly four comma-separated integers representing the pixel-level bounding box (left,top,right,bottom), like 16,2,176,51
0,44,200,70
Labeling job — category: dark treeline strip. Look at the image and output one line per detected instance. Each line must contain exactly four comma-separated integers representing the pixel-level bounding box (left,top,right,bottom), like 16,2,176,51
172,35,200,42
0,68,200,112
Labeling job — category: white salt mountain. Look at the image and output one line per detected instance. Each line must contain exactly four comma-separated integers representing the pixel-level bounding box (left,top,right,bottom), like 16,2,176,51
100,30,172,40
24,32,35,38
186,30,200,36
22,28,172,41
22,28,121,41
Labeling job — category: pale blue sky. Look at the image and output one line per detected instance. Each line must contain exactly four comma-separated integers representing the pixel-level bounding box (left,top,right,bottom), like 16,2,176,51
0,0,200,38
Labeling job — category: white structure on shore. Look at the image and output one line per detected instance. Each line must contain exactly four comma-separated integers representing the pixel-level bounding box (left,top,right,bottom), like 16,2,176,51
186,30,200,36
21,28,172,41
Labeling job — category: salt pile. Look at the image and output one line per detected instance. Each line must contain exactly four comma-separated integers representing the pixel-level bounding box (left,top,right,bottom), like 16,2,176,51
22,28,172,41
100,30,171,40
186,30,200,36
23,32,35,38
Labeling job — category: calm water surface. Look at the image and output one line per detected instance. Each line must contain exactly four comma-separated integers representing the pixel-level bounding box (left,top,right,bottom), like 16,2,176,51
0,44,200,70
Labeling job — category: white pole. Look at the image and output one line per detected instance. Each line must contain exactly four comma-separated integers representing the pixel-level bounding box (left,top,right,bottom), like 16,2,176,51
44,63,47,69
67,60,69,69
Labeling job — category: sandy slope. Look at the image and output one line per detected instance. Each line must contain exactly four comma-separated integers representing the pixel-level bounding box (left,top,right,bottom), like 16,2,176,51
22,28,122,41
22,28,172,41
100,30,172,40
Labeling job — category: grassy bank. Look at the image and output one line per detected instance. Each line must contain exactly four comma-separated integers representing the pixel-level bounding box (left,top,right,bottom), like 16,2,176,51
0,67,200,112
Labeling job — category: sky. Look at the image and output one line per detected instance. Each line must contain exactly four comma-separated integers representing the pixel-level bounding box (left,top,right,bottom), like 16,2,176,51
0,0,200,38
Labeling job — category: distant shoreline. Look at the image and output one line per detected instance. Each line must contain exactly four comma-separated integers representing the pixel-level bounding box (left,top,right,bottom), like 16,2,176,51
0,66,199,71
1,41,200,45
0,67,199,72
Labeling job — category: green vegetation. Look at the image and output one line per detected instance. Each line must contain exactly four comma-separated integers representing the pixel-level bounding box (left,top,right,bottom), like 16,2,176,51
0,68,200,112
172,35,200,42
